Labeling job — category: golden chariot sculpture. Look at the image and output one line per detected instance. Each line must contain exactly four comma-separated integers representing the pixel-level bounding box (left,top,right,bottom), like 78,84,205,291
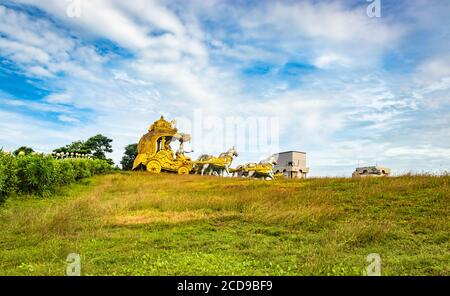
133,116,276,179
132,116,193,174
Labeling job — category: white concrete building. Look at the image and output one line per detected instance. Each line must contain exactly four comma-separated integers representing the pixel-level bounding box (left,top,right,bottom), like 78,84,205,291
273,151,309,179
352,166,391,178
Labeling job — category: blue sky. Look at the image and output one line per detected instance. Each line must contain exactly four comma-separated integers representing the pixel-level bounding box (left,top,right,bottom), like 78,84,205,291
0,0,449,176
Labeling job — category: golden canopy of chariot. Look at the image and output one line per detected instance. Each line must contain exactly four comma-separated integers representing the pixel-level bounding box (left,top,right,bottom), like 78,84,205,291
132,116,193,174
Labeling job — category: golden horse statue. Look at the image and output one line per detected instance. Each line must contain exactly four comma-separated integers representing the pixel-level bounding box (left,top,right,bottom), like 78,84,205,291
232,155,278,180
194,147,239,176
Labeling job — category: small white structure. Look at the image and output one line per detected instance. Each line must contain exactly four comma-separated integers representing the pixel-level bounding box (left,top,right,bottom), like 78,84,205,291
352,166,391,178
273,151,309,179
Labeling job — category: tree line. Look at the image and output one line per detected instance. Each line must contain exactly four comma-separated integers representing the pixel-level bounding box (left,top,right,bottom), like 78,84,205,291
6,134,138,171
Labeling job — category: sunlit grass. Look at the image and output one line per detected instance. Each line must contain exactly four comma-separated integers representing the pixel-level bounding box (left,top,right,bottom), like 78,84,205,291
0,172,448,275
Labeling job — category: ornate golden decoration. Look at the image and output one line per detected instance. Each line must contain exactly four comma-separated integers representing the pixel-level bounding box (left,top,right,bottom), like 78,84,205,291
235,163,274,174
133,117,239,177
132,116,193,174
233,155,277,179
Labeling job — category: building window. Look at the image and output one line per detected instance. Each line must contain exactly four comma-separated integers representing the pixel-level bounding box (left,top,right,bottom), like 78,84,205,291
288,161,293,166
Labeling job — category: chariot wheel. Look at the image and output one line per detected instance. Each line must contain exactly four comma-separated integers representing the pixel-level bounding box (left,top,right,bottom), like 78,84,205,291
177,166,190,175
146,161,161,173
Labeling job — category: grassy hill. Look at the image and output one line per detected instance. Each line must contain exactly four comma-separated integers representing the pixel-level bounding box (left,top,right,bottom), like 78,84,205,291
0,173,448,275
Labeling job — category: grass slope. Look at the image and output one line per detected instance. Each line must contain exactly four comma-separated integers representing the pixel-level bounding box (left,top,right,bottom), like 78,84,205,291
0,173,448,275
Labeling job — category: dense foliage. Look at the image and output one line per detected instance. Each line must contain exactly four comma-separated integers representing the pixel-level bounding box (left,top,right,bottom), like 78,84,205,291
13,146,34,156
0,151,111,201
120,143,138,170
53,134,114,165
85,134,113,160
0,152,18,203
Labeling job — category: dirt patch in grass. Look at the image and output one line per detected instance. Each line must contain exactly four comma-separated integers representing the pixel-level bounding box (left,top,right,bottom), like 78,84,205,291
111,210,239,225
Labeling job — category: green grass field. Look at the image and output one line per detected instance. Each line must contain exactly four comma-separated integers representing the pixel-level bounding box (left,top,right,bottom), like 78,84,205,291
0,173,448,275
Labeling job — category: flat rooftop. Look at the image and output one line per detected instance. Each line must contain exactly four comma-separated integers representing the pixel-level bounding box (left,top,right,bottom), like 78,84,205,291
274,151,306,155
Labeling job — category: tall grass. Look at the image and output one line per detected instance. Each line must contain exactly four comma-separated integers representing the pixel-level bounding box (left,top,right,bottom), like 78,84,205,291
0,172,448,275
21,172,447,240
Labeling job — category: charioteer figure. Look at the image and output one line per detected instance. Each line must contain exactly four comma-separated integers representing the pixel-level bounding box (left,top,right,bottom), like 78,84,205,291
162,137,175,160
176,133,193,161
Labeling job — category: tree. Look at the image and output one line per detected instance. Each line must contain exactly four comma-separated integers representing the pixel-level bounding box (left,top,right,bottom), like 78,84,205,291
84,134,113,160
65,141,87,151
53,134,114,164
120,144,138,170
13,146,34,156
53,140,90,155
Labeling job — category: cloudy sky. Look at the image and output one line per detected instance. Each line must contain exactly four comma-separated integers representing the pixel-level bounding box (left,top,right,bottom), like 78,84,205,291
0,0,449,176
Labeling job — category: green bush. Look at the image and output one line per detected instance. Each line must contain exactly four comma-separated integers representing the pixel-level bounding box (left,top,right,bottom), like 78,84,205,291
0,152,111,199
0,152,18,202
54,160,76,186
71,159,93,180
92,159,111,174
16,154,58,196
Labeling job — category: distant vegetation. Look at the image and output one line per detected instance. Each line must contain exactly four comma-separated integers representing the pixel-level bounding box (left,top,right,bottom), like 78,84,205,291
13,146,34,156
0,151,111,202
1,134,116,203
0,172,448,275
120,143,138,170
53,134,114,165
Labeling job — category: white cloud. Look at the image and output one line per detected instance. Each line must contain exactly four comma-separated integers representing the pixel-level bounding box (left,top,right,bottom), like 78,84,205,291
113,72,150,86
313,53,352,68
0,4,106,80
236,1,406,68
57,114,80,123
419,56,450,79
44,93,73,104
0,38,50,65
14,0,149,49
0,0,449,175
384,146,450,158
262,2,401,44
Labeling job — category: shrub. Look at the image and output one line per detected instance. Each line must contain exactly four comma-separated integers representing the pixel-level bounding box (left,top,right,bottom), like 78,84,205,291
0,152,112,199
71,159,93,180
92,159,111,174
16,154,58,196
0,151,18,202
54,160,76,186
